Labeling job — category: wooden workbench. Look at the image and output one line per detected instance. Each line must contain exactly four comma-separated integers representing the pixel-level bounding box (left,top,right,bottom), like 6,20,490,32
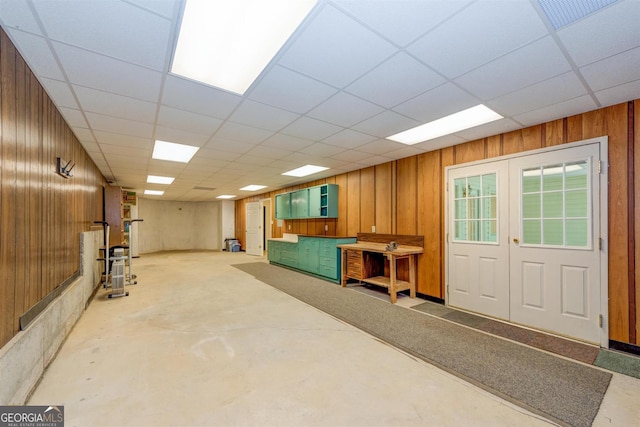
337,234,424,303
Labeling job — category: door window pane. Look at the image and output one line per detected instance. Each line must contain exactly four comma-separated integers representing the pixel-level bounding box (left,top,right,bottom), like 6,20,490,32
521,160,590,248
453,173,498,244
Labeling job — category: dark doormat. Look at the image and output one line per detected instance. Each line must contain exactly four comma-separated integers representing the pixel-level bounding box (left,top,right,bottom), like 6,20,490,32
234,262,612,427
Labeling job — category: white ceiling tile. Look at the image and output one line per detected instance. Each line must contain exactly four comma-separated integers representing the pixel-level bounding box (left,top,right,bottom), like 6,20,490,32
408,0,548,78
336,0,472,47
454,118,523,141
261,134,314,151
280,117,343,141
455,36,572,100
39,78,78,109
205,139,257,155
412,134,467,152
558,0,640,67
79,140,100,153
73,85,157,123
594,79,640,108
58,107,88,128
196,147,241,162
53,42,163,102
5,30,64,80
334,149,374,162
246,145,294,160
229,100,300,132
297,142,347,157
306,91,384,127
85,113,153,139
391,82,478,123
355,139,407,156
279,4,397,87
580,47,640,92
386,146,427,160
213,122,274,144
322,129,377,149
489,72,588,116
100,143,150,157
248,66,337,114
233,154,275,167
157,106,223,135
162,76,242,119
33,0,172,70
0,1,43,34
127,0,178,19
513,95,599,127
71,127,95,142
345,52,445,108
154,126,211,147
93,131,151,149
351,110,420,139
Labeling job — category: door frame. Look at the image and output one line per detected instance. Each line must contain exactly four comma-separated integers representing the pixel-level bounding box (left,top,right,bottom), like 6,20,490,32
444,137,609,347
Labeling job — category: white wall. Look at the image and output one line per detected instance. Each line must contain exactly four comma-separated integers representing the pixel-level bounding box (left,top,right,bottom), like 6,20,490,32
220,200,236,248
137,199,223,254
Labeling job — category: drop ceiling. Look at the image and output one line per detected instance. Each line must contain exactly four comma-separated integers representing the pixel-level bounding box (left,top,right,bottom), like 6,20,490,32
1,0,639,201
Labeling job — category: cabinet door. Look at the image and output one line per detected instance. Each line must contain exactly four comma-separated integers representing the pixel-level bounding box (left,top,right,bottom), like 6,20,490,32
298,238,319,274
309,186,322,217
292,189,309,218
275,193,291,219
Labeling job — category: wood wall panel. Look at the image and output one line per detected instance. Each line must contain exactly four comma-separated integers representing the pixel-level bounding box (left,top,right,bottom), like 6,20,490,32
347,171,360,236
374,163,392,234
417,151,442,297
396,156,417,234
360,167,375,233
545,119,564,146
455,139,485,164
636,100,640,342
0,29,105,348
486,135,501,158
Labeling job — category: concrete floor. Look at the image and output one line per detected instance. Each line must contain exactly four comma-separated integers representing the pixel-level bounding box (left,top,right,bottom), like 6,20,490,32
29,251,640,427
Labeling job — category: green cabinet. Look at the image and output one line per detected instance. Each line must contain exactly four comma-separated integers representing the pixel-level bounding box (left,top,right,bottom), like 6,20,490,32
274,184,338,219
275,193,292,219
267,236,356,282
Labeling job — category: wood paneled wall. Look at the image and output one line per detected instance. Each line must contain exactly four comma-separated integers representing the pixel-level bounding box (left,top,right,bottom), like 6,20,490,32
237,99,640,346
0,29,105,348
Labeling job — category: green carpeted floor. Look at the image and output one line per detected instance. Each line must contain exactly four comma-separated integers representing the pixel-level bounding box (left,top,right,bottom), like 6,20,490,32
234,262,612,427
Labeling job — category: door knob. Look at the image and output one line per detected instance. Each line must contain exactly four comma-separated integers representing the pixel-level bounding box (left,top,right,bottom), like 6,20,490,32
513,237,519,244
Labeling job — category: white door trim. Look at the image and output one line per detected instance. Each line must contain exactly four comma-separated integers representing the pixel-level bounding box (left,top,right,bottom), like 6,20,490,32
445,136,608,347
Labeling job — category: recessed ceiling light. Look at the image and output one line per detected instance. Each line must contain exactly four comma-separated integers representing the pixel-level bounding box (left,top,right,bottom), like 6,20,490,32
147,175,175,185
217,195,236,199
152,140,199,163
386,105,503,145
171,0,316,95
240,185,267,191
144,190,165,196
282,165,329,177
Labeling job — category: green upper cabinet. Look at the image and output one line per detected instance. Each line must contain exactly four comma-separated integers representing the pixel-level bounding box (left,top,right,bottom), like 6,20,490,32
275,193,291,219
275,184,338,219
292,189,309,218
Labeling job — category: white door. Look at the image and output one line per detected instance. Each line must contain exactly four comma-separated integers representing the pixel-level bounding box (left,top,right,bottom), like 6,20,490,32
509,143,601,343
447,141,605,344
245,202,262,256
448,161,510,320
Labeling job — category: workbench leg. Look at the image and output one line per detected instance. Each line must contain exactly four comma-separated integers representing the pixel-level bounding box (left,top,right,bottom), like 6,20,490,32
341,248,347,288
389,255,397,304
409,255,416,298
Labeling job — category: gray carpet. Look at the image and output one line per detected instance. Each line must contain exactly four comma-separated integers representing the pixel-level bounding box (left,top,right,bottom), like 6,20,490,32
233,262,612,427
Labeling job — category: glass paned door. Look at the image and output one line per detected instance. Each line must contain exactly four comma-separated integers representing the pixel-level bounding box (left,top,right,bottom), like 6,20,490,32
453,173,498,243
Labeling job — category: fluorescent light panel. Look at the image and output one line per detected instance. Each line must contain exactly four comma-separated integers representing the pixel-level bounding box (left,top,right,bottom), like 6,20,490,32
282,165,328,177
144,190,165,196
147,175,175,185
387,105,503,145
217,195,236,199
240,185,267,191
171,0,316,95
152,140,199,163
